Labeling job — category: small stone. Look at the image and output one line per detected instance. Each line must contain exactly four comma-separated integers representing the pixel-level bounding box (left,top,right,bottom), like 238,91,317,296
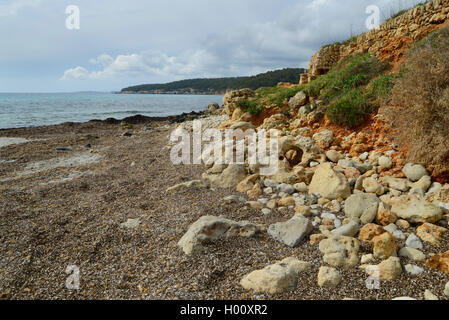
406,234,423,249
373,232,397,259
240,257,311,294
326,150,344,163
178,216,263,255
444,282,449,296
363,177,385,196
425,251,449,276
361,254,375,264
416,223,447,246
279,183,295,195
268,216,313,247
310,233,326,244
345,167,361,179
359,152,369,161
403,163,428,182
396,219,410,229
323,200,341,213
120,218,140,229
278,196,295,207
331,221,359,237
247,201,264,210
365,256,402,281
378,156,393,170
261,208,272,215
319,235,360,269
266,199,278,209
247,184,263,199
294,205,311,216
317,266,342,288
376,202,397,226
294,182,308,193
359,224,385,242
424,290,438,300
405,264,424,275
399,247,426,261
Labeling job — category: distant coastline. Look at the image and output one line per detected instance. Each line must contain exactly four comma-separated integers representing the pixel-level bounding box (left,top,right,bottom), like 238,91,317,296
119,68,305,95
117,90,225,95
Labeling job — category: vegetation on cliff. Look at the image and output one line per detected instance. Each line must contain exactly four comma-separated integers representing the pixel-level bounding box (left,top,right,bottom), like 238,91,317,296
236,53,392,127
120,68,305,94
387,25,449,178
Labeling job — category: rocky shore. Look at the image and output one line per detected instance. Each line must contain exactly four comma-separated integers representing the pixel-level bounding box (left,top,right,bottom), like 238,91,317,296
0,96,448,300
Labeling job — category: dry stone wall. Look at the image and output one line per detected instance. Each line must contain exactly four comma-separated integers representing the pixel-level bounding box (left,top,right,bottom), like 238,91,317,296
300,0,449,84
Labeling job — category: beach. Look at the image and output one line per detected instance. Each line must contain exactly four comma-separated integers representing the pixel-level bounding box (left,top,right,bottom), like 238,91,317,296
1,113,448,300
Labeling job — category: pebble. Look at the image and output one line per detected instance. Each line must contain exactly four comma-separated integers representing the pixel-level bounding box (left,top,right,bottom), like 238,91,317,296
444,282,449,296
424,290,438,300
404,264,424,275
279,183,295,195
405,234,423,249
361,254,374,264
261,208,272,215
359,152,369,161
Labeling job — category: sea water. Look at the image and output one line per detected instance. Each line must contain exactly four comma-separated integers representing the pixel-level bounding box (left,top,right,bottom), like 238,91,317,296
0,92,223,129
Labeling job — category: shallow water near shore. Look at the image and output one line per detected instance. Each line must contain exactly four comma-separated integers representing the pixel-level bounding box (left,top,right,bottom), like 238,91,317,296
0,92,223,129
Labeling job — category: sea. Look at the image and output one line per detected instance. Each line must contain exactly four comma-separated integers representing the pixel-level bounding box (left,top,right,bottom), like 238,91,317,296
0,92,223,129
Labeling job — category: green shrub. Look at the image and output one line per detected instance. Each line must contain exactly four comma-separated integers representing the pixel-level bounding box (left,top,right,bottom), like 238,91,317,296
304,53,389,103
366,74,397,100
237,99,263,116
326,90,374,128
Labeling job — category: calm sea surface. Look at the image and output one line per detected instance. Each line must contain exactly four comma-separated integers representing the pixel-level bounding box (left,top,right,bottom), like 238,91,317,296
0,92,223,129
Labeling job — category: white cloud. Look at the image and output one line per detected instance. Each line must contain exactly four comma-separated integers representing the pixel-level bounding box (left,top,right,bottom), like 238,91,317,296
0,0,41,17
61,66,89,80
61,50,225,81
60,0,426,84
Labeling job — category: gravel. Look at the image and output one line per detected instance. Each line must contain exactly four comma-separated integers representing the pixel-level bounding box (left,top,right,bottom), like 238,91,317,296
0,120,448,300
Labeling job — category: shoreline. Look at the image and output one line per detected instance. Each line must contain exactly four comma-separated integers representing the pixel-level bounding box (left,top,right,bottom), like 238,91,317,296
0,110,208,132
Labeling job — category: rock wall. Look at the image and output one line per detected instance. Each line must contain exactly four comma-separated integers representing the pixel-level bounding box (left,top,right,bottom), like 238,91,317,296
300,0,449,84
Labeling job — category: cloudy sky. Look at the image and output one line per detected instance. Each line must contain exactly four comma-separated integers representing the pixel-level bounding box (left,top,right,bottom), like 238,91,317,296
0,0,423,92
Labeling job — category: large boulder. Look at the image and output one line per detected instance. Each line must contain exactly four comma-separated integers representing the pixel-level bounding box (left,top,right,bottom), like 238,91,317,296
240,257,311,294
288,91,308,108
205,164,247,188
379,176,411,192
402,163,428,182
344,193,380,220
312,129,334,149
391,195,443,224
309,163,351,200
319,235,360,269
178,216,264,255
268,216,313,247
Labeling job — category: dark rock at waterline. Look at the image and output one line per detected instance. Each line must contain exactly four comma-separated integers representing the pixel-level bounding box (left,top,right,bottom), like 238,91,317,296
89,111,206,125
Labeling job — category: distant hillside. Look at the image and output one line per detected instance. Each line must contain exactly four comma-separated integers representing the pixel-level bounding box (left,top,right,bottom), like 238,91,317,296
119,68,306,94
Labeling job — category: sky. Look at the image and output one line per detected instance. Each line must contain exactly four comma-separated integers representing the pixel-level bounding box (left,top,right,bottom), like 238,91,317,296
0,0,424,92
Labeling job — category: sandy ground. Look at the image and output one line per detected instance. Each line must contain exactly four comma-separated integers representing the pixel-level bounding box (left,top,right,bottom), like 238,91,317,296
0,119,448,300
